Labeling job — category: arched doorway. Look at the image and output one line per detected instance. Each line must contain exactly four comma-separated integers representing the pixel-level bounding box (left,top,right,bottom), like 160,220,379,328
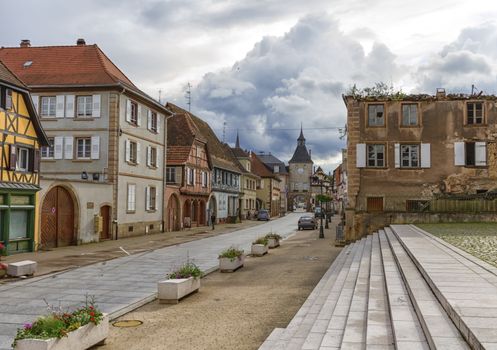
199,200,206,226
183,200,192,228
191,200,197,226
41,186,76,248
167,194,180,231
208,195,217,225
100,205,111,240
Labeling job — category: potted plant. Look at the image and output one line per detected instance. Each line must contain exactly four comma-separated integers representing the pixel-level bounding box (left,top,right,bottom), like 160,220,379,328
0,242,6,278
265,233,282,248
158,262,202,304
13,297,108,350
218,247,245,272
251,237,269,256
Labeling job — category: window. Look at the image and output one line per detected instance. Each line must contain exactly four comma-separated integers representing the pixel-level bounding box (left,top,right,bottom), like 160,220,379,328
40,96,56,117
368,104,384,126
187,168,194,185
147,186,157,211
401,144,419,168
274,165,280,173
166,167,176,183
367,197,383,212
76,138,91,159
402,104,418,126
149,147,157,167
41,138,54,159
202,171,208,187
16,147,29,171
406,200,429,212
129,141,137,164
76,96,93,117
150,112,158,132
9,210,28,239
466,142,476,166
130,101,138,125
467,102,484,125
127,184,136,212
6,89,12,110
367,145,385,167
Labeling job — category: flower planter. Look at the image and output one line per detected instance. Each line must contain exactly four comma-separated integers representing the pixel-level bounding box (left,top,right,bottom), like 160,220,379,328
158,277,200,304
219,254,245,272
0,269,6,278
15,315,109,350
251,244,268,256
268,238,280,249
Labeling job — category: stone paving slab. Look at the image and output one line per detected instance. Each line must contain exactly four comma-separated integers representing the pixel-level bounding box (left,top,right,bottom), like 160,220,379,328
0,214,301,350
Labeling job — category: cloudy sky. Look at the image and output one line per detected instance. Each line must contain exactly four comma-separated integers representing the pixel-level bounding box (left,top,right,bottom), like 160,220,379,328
2,0,497,172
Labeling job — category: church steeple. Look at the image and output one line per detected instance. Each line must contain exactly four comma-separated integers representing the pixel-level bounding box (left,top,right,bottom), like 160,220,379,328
235,130,240,148
297,124,305,146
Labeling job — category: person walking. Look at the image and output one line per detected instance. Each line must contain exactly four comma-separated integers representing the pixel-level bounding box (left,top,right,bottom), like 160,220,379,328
211,213,216,230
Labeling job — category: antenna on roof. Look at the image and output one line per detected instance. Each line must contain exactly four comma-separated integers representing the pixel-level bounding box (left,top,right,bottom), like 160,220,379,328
158,89,162,104
185,82,192,112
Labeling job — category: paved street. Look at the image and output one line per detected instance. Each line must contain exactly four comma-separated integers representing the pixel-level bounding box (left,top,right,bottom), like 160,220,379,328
0,213,306,350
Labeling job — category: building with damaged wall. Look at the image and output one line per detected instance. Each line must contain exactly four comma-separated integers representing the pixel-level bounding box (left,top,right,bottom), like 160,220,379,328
344,89,497,241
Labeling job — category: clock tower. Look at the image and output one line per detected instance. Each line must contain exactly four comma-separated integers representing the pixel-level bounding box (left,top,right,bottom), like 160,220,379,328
288,126,313,211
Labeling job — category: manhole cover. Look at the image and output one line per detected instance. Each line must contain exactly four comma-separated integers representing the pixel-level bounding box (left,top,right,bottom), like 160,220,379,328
113,320,143,328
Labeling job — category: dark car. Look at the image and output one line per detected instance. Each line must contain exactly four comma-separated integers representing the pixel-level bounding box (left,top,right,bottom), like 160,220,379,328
298,215,317,230
257,209,270,221
314,207,324,218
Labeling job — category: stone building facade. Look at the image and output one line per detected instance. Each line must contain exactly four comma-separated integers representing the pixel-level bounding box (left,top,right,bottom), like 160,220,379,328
344,90,497,241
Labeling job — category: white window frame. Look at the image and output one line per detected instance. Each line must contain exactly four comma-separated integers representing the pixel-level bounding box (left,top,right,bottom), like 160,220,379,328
76,95,93,117
401,104,418,126
41,138,55,159
150,111,158,133
467,102,484,125
16,147,30,171
147,186,157,211
76,137,92,159
367,144,385,167
367,104,385,127
166,167,176,183
127,183,136,212
400,144,419,168
40,96,56,117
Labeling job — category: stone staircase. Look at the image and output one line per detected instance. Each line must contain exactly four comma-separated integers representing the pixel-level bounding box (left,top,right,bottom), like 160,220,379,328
259,224,497,349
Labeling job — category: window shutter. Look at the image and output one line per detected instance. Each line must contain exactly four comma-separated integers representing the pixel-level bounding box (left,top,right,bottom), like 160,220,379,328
394,143,400,168
66,95,75,118
421,143,431,168
137,105,142,126
147,110,152,130
31,95,39,114
146,146,151,167
64,136,74,159
157,114,161,134
454,142,465,166
54,136,64,159
92,95,101,118
155,148,159,168
9,144,16,170
125,140,131,162
91,136,100,160
356,143,366,168
56,95,65,118
136,142,141,164
475,142,487,166
126,99,132,122
33,149,40,172
145,186,150,211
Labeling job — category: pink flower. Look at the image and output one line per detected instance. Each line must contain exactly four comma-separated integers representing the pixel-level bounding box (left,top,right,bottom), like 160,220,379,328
24,323,32,330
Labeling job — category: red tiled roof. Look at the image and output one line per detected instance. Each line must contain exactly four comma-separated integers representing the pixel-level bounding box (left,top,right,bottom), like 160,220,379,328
250,153,278,179
166,146,191,165
0,44,135,87
0,60,26,88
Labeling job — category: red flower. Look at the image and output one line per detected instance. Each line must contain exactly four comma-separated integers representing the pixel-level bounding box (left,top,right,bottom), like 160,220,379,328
90,311,95,316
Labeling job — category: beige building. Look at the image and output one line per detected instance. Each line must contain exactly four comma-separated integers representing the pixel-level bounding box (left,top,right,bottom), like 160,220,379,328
258,152,289,214
0,40,171,247
250,153,281,217
344,89,497,242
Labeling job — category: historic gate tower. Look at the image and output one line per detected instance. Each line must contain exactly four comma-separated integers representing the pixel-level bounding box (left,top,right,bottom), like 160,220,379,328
288,127,313,211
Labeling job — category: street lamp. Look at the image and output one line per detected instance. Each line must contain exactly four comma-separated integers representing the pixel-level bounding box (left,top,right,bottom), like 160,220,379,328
312,176,325,239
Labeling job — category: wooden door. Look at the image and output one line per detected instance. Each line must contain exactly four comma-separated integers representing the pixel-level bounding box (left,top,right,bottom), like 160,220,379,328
40,186,75,248
100,205,111,240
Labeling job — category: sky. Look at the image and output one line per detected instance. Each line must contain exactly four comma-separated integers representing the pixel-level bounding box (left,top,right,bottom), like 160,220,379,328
2,0,497,172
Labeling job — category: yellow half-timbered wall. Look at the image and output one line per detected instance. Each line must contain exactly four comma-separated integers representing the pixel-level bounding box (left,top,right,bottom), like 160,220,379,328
0,89,40,185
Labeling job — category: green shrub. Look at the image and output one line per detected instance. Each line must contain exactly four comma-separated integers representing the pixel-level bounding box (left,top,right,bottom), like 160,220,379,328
168,262,202,279
218,247,244,261
253,237,269,245
265,233,282,241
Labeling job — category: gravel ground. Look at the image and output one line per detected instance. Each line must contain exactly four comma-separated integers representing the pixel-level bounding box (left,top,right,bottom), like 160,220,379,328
100,228,341,350
417,222,497,267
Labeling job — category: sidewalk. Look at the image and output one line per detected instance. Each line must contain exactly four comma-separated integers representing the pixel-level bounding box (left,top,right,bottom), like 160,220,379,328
2,219,265,280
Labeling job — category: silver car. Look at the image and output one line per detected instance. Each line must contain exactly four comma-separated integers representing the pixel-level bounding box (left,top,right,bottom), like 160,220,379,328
298,215,317,230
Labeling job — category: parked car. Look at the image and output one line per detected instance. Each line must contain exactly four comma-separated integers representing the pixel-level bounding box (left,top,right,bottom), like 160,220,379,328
314,207,324,218
257,209,270,221
298,215,317,230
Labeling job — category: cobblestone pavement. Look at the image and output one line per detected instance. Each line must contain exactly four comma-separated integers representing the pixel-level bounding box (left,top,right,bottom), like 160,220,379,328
0,213,304,349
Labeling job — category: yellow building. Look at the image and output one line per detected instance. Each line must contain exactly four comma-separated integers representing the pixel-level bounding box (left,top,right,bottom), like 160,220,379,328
0,61,48,254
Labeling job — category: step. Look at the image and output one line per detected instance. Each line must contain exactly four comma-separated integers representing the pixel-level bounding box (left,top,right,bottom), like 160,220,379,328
338,235,372,349
384,227,469,349
281,239,366,350
300,238,366,349
262,243,356,350
392,224,497,350
378,230,429,350
366,233,394,349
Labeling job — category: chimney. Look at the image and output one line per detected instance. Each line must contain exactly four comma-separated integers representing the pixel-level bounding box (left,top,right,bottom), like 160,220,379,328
436,88,446,99
76,38,86,46
20,40,31,48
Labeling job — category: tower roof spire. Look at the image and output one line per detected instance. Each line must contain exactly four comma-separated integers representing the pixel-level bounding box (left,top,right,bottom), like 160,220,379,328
235,130,240,148
298,123,305,141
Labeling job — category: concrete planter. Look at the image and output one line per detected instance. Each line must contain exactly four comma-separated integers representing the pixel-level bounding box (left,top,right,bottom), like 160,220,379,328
7,260,37,277
0,268,6,278
219,255,245,272
268,238,280,249
158,277,200,304
15,315,109,350
251,244,268,256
